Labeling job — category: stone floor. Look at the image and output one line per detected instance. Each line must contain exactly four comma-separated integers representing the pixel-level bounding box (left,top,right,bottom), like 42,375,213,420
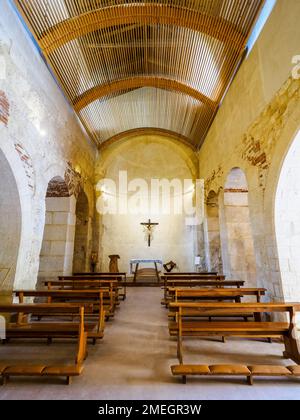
0,288,300,400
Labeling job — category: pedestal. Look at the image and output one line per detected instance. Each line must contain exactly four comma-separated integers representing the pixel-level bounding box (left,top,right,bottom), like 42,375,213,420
109,255,120,273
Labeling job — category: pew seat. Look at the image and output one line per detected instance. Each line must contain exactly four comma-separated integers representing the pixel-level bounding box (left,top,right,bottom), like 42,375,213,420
1,364,83,385
171,364,300,385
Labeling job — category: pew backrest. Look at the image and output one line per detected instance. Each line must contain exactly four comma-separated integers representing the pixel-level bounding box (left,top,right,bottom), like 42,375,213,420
59,275,123,281
0,304,87,367
170,302,300,319
172,288,266,303
166,280,245,288
164,272,218,276
162,275,226,281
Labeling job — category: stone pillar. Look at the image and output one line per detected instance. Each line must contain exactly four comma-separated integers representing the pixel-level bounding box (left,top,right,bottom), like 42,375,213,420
222,190,257,287
38,195,76,279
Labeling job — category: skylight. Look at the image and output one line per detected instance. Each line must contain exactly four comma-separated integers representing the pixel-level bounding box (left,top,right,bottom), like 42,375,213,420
246,0,277,56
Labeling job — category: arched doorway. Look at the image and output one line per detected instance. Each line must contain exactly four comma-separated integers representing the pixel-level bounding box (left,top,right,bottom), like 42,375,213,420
205,190,222,273
73,190,89,273
220,168,257,286
275,130,300,302
38,176,76,280
0,149,21,301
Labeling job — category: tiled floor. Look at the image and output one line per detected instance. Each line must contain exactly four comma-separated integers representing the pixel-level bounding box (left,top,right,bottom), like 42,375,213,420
0,288,299,400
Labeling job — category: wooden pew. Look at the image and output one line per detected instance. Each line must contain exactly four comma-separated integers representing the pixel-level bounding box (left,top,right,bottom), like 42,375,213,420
171,288,266,302
14,290,106,342
73,273,127,300
60,274,127,300
59,275,123,281
162,280,245,306
163,272,218,276
171,364,300,385
44,280,118,316
168,288,267,322
161,274,225,303
74,272,127,279
161,274,226,281
0,304,88,385
169,302,300,383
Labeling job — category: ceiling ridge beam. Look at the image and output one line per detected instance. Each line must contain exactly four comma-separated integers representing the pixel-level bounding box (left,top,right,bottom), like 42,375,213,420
73,76,217,112
37,4,246,55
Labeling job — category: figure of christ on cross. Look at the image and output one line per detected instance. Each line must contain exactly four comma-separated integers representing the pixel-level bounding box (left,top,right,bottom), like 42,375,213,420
140,219,159,247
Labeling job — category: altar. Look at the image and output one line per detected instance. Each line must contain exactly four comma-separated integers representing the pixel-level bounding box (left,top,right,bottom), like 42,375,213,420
130,259,163,283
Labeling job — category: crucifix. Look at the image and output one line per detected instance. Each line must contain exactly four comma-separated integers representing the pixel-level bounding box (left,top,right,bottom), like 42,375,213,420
140,219,159,247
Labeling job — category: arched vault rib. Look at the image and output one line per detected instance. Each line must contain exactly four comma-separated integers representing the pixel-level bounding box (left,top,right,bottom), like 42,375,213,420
98,128,197,152
38,4,246,55
73,77,217,112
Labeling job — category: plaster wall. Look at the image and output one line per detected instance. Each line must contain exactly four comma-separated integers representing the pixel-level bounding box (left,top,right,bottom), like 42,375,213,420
0,2,96,291
198,0,300,300
95,135,199,273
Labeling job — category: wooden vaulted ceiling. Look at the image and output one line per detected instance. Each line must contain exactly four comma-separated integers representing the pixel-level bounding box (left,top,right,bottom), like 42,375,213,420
14,0,265,149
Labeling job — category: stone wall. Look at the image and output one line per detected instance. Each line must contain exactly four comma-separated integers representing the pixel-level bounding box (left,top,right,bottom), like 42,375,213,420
73,191,90,273
38,196,76,279
95,134,199,273
275,131,300,302
0,148,21,295
0,2,96,292
0,90,9,126
198,0,300,300
205,191,222,273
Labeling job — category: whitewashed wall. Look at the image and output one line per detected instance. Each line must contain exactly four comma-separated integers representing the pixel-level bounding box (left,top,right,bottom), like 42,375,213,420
0,2,96,293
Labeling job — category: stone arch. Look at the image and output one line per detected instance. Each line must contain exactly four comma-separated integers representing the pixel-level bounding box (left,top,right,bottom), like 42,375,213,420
275,130,300,302
261,94,300,300
95,133,199,272
38,176,76,280
219,167,257,285
205,190,223,273
0,148,22,301
98,133,199,180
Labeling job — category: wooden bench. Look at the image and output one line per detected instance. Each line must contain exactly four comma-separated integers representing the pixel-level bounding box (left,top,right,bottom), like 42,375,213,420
172,287,266,302
162,274,226,302
55,276,124,305
74,273,127,300
164,272,218,276
0,304,87,385
44,280,118,316
171,364,300,385
162,280,245,306
162,274,226,281
168,288,266,322
59,275,123,281
60,273,127,300
14,290,106,342
169,302,300,371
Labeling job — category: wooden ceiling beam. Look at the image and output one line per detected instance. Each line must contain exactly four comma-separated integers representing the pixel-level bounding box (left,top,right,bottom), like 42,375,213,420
37,4,246,55
73,76,217,112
